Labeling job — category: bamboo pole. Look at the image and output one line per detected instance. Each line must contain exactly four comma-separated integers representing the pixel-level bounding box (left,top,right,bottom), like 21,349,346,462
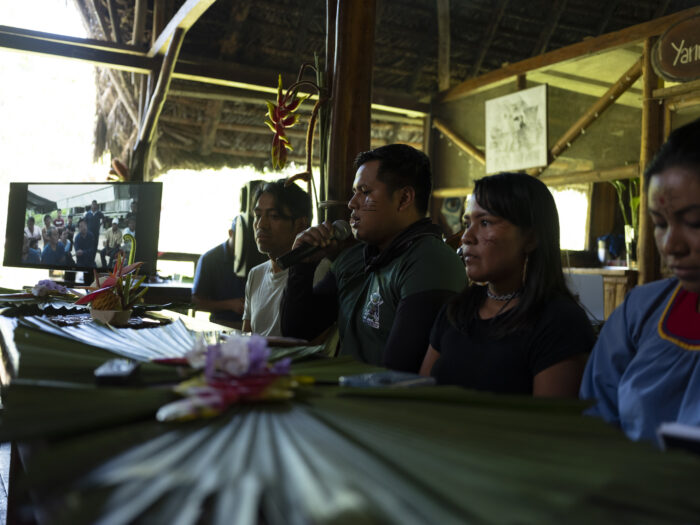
432,118,485,165
550,58,642,160
106,0,121,44
637,38,663,284
131,27,186,180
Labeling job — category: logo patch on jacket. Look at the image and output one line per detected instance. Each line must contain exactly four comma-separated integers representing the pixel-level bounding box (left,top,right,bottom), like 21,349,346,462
362,292,384,329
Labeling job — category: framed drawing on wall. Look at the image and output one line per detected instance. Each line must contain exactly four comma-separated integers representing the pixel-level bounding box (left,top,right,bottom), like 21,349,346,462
485,84,547,174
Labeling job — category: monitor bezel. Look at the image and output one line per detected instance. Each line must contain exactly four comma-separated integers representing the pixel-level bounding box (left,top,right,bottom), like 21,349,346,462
4,181,163,275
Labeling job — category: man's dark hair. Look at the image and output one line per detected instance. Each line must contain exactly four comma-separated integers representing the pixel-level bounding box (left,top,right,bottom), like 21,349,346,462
77,218,86,226
253,179,312,222
43,214,51,222
644,117,700,183
92,200,98,205
353,144,432,215
27,216,34,223
448,172,575,338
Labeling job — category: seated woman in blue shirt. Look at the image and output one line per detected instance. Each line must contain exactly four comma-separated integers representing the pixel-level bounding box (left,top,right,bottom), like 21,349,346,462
420,172,595,397
580,118,700,443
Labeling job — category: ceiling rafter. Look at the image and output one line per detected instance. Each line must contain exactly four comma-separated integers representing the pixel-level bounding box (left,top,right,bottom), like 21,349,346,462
148,0,218,57
531,0,568,56
597,0,620,35
0,25,427,116
470,0,509,78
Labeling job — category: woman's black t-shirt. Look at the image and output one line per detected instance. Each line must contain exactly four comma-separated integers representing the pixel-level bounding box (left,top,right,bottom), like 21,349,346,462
429,296,595,394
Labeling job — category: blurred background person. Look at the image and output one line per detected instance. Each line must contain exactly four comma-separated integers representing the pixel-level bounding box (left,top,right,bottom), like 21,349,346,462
41,214,52,249
100,218,122,269
192,220,245,328
24,216,41,244
74,218,95,268
84,199,104,256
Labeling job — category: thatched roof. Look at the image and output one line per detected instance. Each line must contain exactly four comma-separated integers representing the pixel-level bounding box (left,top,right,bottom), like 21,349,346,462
73,0,696,176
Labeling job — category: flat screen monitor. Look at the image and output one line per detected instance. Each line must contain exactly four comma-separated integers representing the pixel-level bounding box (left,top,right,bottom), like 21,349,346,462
4,182,162,276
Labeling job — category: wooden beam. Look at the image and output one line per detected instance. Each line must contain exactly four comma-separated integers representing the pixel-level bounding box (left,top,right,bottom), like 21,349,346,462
173,58,429,114
667,93,700,112
432,118,485,165
436,6,700,103
147,0,218,57
538,164,638,186
160,139,308,164
549,58,642,160
0,25,149,69
652,78,700,99
0,24,428,116
637,38,662,284
199,99,224,155
432,164,639,197
436,0,451,91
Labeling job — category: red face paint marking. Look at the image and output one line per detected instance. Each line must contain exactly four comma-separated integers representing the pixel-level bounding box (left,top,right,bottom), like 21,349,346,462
659,196,666,205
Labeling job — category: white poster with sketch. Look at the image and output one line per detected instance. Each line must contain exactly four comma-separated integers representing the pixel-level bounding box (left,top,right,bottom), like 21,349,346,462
485,84,547,174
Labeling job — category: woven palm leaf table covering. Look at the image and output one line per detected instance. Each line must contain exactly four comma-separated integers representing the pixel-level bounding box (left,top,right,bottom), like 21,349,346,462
0,314,698,525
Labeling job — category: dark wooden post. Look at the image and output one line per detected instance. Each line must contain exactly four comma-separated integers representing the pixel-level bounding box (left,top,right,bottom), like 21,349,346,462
437,0,450,92
638,37,662,284
326,0,376,223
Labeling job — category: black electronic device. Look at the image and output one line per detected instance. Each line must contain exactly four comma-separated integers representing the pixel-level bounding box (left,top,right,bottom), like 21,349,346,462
4,182,162,275
275,220,352,270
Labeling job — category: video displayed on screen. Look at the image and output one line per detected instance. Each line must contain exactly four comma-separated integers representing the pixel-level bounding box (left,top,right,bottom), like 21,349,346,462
4,182,162,275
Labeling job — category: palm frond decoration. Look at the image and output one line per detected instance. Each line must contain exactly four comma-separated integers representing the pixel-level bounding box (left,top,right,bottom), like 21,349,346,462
5,382,700,525
2,319,700,524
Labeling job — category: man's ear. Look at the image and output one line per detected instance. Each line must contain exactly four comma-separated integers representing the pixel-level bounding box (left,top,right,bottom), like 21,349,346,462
396,186,416,212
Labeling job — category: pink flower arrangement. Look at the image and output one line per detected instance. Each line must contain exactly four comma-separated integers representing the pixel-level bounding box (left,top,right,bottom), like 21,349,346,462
156,334,294,422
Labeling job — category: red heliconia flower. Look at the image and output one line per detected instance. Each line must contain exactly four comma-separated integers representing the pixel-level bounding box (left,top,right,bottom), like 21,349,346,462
75,256,144,306
265,75,308,169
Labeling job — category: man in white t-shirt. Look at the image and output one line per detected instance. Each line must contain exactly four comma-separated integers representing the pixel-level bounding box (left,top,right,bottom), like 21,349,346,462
243,180,327,336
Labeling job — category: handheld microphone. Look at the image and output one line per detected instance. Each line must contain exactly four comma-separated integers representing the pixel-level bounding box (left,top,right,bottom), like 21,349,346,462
276,220,352,270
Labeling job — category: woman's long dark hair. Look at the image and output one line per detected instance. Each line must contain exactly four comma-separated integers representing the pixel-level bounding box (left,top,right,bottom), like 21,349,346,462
447,172,574,337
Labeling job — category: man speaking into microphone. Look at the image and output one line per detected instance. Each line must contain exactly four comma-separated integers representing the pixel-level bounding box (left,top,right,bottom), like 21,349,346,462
280,144,467,372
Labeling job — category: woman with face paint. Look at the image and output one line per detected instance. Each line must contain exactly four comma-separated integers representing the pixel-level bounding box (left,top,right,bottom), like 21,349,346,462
581,118,700,444
420,172,595,397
